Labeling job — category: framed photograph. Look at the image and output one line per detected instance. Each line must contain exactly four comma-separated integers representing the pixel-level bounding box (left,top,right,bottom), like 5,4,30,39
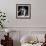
16,4,31,19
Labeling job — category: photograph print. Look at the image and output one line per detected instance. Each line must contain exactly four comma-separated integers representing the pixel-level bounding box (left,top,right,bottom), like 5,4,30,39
16,4,31,19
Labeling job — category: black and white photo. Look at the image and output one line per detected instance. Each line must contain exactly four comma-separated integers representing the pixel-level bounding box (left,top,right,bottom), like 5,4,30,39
16,4,31,19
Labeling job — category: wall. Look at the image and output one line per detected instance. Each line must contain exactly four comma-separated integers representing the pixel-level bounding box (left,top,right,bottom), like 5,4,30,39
0,0,46,27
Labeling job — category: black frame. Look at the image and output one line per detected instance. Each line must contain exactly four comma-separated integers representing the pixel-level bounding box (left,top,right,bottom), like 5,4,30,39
16,4,31,19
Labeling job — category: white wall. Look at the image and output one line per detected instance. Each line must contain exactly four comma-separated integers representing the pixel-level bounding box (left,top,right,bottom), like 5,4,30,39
0,0,46,27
